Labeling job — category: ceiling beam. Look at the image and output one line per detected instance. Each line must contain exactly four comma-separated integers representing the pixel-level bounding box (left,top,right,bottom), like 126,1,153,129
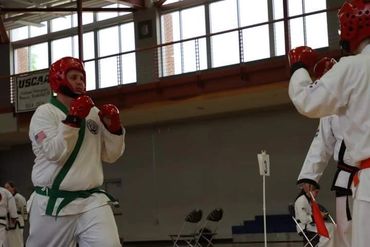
153,0,166,7
115,0,145,8
0,7,136,13
0,17,9,44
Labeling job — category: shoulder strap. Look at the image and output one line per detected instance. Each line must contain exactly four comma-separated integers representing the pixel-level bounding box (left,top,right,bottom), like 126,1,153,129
45,96,86,215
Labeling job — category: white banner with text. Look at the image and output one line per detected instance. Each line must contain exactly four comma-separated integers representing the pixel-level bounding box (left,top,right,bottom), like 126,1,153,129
15,70,51,113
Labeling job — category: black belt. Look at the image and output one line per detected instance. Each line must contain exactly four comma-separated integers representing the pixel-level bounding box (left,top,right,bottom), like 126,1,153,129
331,162,359,221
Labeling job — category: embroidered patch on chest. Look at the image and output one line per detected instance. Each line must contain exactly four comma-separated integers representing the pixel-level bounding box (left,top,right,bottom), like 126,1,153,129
86,119,99,134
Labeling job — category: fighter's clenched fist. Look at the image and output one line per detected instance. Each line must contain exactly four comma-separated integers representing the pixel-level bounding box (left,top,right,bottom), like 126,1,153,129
98,104,122,134
288,46,318,75
64,95,95,127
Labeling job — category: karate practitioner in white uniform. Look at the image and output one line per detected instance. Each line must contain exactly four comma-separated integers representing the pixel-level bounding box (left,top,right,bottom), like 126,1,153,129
0,187,17,247
297,57,355,247
4,182,27,247
26,56,125,247
288,1,370,246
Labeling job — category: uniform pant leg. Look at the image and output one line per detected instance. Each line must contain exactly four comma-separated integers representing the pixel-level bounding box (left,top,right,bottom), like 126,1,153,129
352,199,370,247
0,226,8,247
7,228,24,247
334,196,352,247
76,205,121,247
26,198,77,247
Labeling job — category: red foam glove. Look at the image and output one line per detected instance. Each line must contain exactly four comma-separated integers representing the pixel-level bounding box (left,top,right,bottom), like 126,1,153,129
313,57,337,79
63,95,94,127
288,46,318,75
98,104,122,134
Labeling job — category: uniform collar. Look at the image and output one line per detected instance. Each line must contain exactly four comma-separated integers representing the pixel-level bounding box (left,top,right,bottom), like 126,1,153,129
49,96,68,114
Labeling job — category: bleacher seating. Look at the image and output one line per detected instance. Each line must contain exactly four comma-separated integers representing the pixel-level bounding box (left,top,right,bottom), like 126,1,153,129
232,214,300,243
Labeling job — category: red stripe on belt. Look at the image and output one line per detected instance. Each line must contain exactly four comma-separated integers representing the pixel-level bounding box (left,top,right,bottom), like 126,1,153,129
354,158,370,187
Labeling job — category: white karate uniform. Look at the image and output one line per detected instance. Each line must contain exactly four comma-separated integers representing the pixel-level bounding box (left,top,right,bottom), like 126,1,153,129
27,97,125,247
289,44,370,247
294,193,335,247
7,193,27,247
0,188,17,247
298,115,354,247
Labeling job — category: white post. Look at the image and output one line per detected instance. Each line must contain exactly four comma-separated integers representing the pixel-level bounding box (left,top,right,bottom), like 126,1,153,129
258,150,270,247
263,174,267,247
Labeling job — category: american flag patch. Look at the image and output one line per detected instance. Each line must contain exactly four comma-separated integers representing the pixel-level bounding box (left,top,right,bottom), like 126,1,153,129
35,131,47,144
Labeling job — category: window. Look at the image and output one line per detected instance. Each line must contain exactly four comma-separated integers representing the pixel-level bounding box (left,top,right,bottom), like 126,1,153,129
288,0,328,49
209,0,239,67
73,32,95,60
51,15,72,32
14,47,29,74
51,37,73,63
72,12,94,26
160,5,206,76
181,6,207,73
120,23,136,84
14,43,48,73
96,4,130,21
273,0,285,56
10,26,29,42
30,22,48,38
30,43,48,71
10,10,136,88
99,57,119,88
98,26,120,57
85,61,96,91
240,0,270,61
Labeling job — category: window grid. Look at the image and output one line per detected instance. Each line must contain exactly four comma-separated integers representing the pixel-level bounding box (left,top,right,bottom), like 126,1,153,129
9,0,330,89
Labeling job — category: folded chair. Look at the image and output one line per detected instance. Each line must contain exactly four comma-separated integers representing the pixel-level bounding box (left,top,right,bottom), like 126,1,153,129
288,203,318,247
170,209,203,247
194,208,223,247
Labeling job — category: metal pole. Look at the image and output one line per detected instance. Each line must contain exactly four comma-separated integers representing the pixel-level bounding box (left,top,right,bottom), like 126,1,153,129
283,0,290,53
77,0,83,60
263,174,267,247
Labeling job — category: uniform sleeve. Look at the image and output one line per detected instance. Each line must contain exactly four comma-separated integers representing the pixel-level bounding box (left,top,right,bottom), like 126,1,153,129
101,126,125,163
298,117,336,184
294,195,312,226
288,59,354,118
29,105,80,165
18,194,28,221
6,191,17,219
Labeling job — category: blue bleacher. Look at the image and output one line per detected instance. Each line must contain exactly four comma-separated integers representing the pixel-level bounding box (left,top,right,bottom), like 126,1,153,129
232,214,296,234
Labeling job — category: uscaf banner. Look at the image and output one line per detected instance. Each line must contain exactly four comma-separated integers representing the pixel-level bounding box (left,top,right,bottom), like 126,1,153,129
15,69,51,113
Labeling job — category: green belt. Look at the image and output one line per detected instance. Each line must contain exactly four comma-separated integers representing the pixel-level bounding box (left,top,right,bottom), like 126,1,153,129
35,186,118,216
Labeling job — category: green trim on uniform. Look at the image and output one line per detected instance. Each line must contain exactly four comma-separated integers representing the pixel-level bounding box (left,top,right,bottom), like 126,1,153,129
45,97,86,216
49,96,68,114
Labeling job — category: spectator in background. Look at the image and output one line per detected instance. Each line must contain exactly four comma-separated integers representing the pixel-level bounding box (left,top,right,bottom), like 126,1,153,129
4,181,27,247
294,184,335,247
0,186,17,247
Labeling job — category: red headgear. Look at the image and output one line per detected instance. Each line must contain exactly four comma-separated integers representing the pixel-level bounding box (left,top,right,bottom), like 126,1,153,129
49,57,86,96
338,0,370,53
313,57,337,79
